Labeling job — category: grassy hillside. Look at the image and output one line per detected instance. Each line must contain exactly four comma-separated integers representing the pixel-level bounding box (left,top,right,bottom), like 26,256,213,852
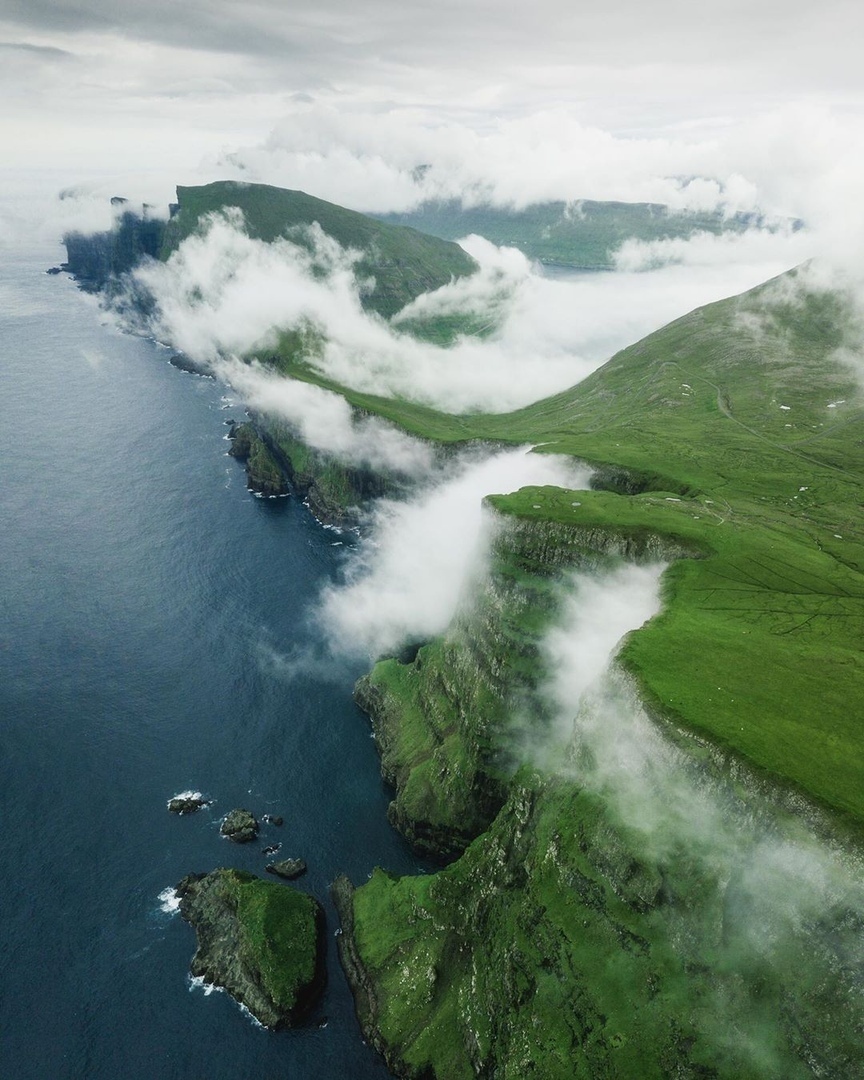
288,270,864,829
327,267,864,1078
161,181,477,318
374,198,781,269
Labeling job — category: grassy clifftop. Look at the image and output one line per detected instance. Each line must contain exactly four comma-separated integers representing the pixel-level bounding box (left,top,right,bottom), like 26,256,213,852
285,270,864,828
161,181,477,318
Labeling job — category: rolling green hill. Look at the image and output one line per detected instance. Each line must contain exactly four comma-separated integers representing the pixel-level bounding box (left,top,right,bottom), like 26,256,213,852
374,197,784,268
161,181,478,318
287,269,864,829
64,181,478,322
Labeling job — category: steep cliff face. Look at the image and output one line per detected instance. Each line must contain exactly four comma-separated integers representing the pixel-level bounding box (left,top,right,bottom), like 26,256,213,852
342,508,864,1078
344,761,864,1079
225,415,409,525
227,422,288,498
264,419,406,527
354,508,700,860
63,203,166,291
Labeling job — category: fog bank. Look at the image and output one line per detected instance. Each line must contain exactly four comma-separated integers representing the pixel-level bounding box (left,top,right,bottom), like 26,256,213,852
133,210,807,416
318,448,591,659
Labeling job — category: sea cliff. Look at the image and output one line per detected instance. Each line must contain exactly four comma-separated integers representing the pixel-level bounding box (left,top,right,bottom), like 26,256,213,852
340,505,864,1079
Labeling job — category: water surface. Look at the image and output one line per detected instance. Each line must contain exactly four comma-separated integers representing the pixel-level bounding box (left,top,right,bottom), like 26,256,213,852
0,248,419,1079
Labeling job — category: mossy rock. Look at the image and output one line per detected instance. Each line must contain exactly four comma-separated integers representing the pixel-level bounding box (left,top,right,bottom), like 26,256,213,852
176,868,325,1029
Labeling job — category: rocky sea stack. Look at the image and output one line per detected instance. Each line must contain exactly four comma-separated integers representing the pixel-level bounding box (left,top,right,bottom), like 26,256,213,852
266,858,307,880
176,868,325,1029
167,792,208,815
220,808,259,843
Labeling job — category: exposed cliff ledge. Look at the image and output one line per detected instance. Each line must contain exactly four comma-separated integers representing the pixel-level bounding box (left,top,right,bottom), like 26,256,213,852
176,868,325,1029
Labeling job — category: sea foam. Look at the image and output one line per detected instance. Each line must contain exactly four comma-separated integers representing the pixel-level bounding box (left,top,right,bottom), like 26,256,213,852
157,887,180,915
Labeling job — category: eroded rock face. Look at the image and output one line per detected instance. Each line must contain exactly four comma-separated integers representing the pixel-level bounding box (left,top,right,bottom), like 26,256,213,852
176,868,324,1029
227,422,288,498
220,808,259,843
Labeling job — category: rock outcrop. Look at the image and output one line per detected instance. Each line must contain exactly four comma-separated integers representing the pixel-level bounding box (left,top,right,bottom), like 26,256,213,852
167,792,208,815
176,868,324,1029
266,858,307,880
220,808,259,843
227,422,288,498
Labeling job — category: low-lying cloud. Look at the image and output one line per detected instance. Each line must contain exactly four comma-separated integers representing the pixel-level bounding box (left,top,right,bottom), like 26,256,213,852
533,563,864,1068
317,448,590,659
133,209,807,416
216,356,435,476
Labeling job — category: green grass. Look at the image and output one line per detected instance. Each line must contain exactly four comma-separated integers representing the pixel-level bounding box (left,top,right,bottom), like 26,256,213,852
169,199,864,1073
302,270,864,829
353,772,861,1078
373,197,782,269
224,871,319,1012
161,181,477,318
358,523,587,857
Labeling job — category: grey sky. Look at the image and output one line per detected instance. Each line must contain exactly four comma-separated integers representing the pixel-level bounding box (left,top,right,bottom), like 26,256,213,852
1,0,863,245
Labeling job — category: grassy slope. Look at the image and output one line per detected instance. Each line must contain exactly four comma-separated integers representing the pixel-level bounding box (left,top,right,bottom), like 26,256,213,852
353,769,864,1079
374,198,773,268
297,272,864,829
339,273,864,1078
223,870,320,1013
161,181,477,318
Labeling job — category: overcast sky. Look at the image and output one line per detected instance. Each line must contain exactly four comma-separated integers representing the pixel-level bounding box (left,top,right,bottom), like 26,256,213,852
2,1,864,245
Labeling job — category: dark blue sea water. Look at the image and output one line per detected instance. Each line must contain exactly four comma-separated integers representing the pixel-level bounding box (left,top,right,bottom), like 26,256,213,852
0,248,421,1079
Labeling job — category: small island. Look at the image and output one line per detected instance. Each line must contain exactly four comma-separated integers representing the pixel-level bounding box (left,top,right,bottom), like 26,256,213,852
176,868,325,1029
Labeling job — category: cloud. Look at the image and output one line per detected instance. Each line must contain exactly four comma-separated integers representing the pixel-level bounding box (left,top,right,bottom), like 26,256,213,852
317,448,590,659
3,1,861,106
132,210,807,416
0,41,71,58
611,224,811,273
3,1,864,231
215,356,435,477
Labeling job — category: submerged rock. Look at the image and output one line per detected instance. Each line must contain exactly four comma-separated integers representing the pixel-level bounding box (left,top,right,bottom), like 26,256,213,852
176,868,325,1029
220,808,259,843
167,792,208,815
263,814,284,826
266,858,307,880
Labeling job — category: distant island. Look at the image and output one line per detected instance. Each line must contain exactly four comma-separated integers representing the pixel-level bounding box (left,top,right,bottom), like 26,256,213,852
65,182,864,1078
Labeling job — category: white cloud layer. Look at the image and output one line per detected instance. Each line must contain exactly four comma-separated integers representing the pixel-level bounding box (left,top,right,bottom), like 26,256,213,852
216,356,435,477
134,211,808,415
318,448,590,659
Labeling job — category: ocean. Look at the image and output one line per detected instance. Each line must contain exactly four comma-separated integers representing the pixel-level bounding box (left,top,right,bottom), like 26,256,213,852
0,246,421,1079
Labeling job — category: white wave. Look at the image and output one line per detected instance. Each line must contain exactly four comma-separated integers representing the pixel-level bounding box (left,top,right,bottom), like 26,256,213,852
157,887,180,915
188,975,267,1029
168,789,203,802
